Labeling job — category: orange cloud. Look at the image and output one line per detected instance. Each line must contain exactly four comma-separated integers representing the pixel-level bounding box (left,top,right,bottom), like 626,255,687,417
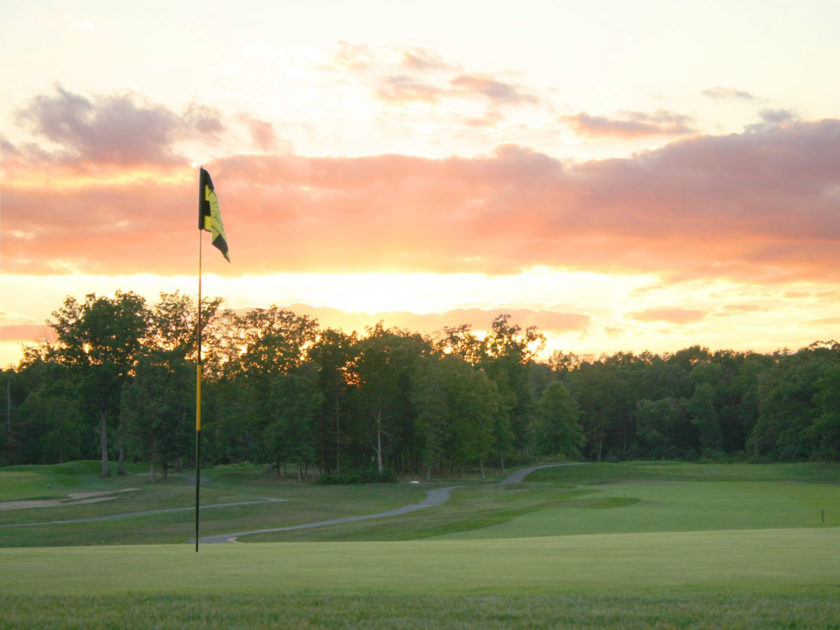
322,43,543,115
0,325,56,343
374,76,446,103
627,308,707,324
449,74,542,105
286,305,589,336
560,111,694,138
399,47,454,72
3,119,839,283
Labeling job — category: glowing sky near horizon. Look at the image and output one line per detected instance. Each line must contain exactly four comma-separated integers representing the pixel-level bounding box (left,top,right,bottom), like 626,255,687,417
1,0,839,367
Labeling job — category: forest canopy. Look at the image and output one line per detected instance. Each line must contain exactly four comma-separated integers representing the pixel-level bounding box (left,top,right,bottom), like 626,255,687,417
2,291,839,478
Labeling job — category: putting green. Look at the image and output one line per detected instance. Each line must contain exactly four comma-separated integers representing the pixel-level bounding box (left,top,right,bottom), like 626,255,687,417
438,480,840,539
1,527,838,597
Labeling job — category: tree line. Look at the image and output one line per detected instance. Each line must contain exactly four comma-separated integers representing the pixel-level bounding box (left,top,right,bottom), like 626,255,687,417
1,291,839,479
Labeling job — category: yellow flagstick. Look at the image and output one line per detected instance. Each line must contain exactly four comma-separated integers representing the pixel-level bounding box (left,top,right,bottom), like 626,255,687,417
195,166,229,551
195,222,203,552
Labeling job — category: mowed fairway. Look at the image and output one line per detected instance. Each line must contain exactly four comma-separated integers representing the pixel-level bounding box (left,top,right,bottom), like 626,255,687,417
1,461,839,628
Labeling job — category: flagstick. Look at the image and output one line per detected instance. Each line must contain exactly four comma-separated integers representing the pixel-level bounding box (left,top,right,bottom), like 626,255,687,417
195,227,203,552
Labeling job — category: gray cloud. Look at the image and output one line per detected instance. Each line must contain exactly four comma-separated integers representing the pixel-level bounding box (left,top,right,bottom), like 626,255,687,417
702,86,757,101
560,110,694,138
15,86,225,166
450,74,542,105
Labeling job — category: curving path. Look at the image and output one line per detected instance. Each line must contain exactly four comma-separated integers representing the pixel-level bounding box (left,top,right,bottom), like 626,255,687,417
199,462,584,544
1,463,582,537
499,462,586,485
198,485,461,544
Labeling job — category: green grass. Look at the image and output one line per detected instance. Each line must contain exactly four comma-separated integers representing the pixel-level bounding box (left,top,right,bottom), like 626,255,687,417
2,592,839,629
2,592,838,629
530,460,840,484
439,479,840,540
1,529,839,596
0,462,426,546
0,461,147,501
246,462,840,542
0,530,839,627
2,461,840,627
3,461,839,546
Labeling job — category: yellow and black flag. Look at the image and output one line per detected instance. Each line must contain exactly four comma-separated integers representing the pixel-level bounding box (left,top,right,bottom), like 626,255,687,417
199,167,230,261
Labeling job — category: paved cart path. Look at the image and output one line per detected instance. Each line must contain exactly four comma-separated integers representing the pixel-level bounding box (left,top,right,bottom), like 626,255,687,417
197,485,462,543
499,462,587,485
198,462,584,543
0,463,582,536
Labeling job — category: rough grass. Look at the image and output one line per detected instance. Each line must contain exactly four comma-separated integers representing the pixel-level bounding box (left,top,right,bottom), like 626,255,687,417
3,592,840,629
0,463,426,546
3,461,839,546
528,461,840,485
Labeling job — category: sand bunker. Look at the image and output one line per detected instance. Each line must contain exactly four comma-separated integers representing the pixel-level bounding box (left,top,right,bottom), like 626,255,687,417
0,488,139,511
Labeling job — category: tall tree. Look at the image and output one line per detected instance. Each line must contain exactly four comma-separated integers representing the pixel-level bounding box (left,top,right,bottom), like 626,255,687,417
480,314,544,465
350,324,429,473
308,328,357,472
121,350,192,480
262,367,324,480
813,364,840,458
536,381,583,458
47,292,149,477
569,362,623,461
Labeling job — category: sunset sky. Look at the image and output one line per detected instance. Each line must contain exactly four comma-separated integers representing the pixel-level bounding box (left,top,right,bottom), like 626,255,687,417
2,0,839,367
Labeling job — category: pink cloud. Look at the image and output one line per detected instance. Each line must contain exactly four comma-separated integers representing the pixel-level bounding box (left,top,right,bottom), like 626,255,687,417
560,111,694,138
239,114,280,152
287,305,589,336
449,74,541,105
399,47,454,71
3,120,839,283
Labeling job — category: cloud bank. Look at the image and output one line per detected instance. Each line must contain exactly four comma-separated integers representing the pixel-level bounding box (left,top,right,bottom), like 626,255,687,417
3,89,839,284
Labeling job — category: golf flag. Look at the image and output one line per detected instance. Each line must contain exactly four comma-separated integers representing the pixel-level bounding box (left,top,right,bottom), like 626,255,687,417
199,167,230,261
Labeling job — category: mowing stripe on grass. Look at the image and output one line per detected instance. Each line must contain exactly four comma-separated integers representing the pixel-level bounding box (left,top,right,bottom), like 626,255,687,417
0,497,287,528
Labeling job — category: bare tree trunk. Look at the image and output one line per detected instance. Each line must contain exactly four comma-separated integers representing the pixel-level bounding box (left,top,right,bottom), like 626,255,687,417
118,435,126,475
335,392,341,472
99,409,110,477
150,439,157,482
480,458,486,481
375,410,384,474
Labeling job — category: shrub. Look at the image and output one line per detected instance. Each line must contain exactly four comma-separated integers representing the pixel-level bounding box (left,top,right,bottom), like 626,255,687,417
316,467,397,485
